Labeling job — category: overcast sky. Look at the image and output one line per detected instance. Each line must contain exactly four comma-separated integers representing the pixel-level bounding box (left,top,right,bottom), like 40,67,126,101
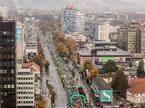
1,0,145,11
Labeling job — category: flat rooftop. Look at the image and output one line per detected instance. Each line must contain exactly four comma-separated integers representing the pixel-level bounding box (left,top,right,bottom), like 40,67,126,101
78,49,130,56
92,76,112,90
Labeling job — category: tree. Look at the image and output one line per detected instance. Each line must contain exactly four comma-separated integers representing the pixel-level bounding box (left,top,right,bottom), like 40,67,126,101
56,42,68,56
65,37,76,56
137,59,145,76
89,67,99,78
103,60,118,74
30,56,44,69
111,69,129,97
55,31,64,42
80,60,99,79
36,98,46,108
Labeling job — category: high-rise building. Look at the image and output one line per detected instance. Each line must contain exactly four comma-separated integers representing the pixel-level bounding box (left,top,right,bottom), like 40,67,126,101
61,5,85,35
0,18,16,108
117,22,145,55
98,21,110,42
75,12,85,35
61,5,77,34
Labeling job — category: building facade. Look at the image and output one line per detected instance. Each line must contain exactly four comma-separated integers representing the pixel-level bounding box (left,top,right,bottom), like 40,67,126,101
117,22,145,55
0,18,16,108
61,5,85,36
16,69,35,108
127,78,145,104
61,5,76,34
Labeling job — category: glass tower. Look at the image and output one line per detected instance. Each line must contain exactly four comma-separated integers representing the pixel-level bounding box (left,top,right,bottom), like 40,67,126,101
0,18,16,108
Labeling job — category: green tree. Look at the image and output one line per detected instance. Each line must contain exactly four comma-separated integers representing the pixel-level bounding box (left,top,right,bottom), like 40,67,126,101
103,60,118,74
111,69,129,97
137,59,144,76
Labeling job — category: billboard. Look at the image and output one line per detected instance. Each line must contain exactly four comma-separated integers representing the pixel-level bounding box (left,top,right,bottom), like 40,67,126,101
100,90,113,103
16,27,23,43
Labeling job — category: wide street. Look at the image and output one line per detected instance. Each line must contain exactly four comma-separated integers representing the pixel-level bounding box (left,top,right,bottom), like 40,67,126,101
40,33,68,108
41,72,51,108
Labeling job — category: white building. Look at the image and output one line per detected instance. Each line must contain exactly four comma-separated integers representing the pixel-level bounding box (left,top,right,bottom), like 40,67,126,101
16,69,35,108
75,12,85,35
25,37,38,61
22,62,41,96
0,6,8,18
65,34,86,42
24,17,36,39
98,21,110,42
127,78,145,104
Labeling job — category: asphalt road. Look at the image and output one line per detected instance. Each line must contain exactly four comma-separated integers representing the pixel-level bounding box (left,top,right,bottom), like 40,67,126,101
40,35,68,108
41,72,51,108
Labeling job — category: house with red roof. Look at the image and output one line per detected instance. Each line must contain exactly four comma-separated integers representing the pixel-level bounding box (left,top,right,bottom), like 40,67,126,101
22,62,40,78
22,62,41,96
127,78,145,104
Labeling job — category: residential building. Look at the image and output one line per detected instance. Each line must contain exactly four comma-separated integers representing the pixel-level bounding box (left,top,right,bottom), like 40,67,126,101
75,12,85,35
127,78,145,104
0,18,16,108
61,5,85,36
98,21,110,42
22,62,41,96
25,37,38,61
0,6,8,18
61,5,76,34
117,22,145,55
16,69,35,108
24,17,36,39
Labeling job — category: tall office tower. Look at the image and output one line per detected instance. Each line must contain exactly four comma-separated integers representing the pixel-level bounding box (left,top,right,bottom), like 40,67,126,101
0,18,16,108
61,5,77,34
75,12,85,35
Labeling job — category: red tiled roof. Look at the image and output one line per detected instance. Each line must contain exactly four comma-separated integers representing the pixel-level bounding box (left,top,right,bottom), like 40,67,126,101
22,62,40,70
128,78,145,94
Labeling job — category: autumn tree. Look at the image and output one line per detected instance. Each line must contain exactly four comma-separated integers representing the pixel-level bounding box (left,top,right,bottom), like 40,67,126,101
111,69,129,97
30,55,50,73
36,98,46,108
30,56,44,69
65,37,76,56
80,60,99,78
55,31,64,42
56,42,68,56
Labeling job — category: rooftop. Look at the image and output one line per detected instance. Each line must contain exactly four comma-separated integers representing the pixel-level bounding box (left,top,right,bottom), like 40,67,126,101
128,78,145,94
22,62,40,71
78,48,130,56
92,76,112,90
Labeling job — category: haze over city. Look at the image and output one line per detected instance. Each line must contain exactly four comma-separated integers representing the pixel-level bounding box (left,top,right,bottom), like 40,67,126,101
1,0,145,108
1,0,145,11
